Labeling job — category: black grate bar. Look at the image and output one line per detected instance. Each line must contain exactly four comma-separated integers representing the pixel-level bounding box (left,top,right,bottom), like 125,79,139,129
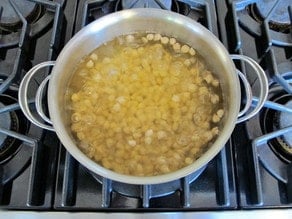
264,0,284,20
181,175,190,207
274,73,292,94
251,97,292,113
259,20,272,56
246,140,263,206
265,49,279,78
231,0,256,11
81,0,89,28
181,0,218,37
32,0,64,69
27,135,59,208
229,2,242,52
0,127,35,146
101,177,112,207
267,49,292,93
216,147,230,206
287,163,292,203
0,100,34,114
253,126,292,183
289,6,292,31
249,144,263,205
61,152,77,207
27,141,44,206
233,0,292,47
204,2,212,32
142,184,150,208
82,0,98,28
0,0,29,94
0,176,12,205
48,2,63,56
258,0,281,54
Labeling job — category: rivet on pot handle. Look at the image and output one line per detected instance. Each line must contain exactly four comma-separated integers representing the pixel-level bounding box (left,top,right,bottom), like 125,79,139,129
230,55,269,124
18,61,55,131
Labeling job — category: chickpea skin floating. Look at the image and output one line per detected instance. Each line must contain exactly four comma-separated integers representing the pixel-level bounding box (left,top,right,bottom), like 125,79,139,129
68,33,224,176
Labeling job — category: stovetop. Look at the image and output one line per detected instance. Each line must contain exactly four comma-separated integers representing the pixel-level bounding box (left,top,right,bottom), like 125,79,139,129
0,0,291,212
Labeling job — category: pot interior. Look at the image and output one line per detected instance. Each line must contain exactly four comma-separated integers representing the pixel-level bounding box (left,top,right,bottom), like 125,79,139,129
48,8,240,184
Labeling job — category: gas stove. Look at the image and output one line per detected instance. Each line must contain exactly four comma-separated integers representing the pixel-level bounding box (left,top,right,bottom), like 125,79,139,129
0,0,291,216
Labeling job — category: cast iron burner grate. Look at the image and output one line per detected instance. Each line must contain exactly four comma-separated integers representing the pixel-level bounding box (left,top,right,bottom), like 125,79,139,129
243,69,292,206
90,166,206,208
261,89,292,163
0,0,42,33
54,145,236,209
248,1,291,33
247,69,292,180
227,0,292,50
216,0,292,208
0,0,75,209
76,0,217,36
0,0,64,48
0,84,47,208
0,94,27,164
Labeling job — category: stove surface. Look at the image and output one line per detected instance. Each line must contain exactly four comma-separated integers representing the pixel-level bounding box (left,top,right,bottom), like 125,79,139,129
0,0,291,212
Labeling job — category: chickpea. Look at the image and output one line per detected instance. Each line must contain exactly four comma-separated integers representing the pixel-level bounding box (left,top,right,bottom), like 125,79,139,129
217,109,224,118
212,114,220,123
212,79,219,87
211,94,219,104
185,157,193,165
145,137,152,145
71,113,80,122
169,38,176,45
189,47,196,56
126,34,135,43
154,33,161,41
142,37,148,43
90,53,98,61
157,130,167,140
145,129,154,137
128,140,137,147
184,59,191,67
161,36,169,44
173,42,181,51
181,45,190,53
86,60,94,68
146,33,154,41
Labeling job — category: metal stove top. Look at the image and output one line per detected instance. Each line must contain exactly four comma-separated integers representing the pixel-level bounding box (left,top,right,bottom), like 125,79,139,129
0,0,291,214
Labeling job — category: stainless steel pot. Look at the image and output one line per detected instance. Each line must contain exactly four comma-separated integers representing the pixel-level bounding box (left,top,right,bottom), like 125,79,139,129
18,8,269,184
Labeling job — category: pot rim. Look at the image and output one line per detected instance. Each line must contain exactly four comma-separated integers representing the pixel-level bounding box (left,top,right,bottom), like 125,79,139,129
48,8,240,185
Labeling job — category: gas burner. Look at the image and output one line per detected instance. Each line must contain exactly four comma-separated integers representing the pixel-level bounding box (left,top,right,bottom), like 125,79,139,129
91,166,206,201
278,100,292,146
234,1,292,47
0,0,64,48
0,0,42,33
249,1,291,33
246,68,292,182
261,92,292,163
0,94,28,163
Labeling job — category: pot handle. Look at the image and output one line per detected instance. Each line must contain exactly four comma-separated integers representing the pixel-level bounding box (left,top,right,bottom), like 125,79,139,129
18,61,55,131
19,57,268,130
230,55,269,123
